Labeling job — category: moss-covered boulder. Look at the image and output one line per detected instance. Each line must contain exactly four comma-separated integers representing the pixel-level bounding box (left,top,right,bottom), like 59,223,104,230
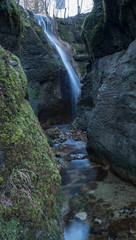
0,45,62,239
82,0,136,59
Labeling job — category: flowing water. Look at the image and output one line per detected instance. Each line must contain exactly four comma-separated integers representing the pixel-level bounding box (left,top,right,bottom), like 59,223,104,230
47,125,136,240
35,14,80,121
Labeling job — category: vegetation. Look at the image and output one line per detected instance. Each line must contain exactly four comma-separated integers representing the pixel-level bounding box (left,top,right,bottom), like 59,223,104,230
56,18,75,43
81,0,136,59
116,49,127,62
81,7,105,59
0,0,21,31
0,45,62,239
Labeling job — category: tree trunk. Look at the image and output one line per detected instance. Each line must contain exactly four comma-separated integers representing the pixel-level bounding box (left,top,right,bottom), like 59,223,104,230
77,0,81,14
34,0,39,13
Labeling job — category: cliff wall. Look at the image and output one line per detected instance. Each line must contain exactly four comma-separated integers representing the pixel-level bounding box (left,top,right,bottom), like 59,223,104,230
76,0,136,182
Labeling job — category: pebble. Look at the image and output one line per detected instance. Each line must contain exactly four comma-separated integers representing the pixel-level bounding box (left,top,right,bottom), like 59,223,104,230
94,218,102,224
88,190,95,195
10,60,18,66
75,211,87,221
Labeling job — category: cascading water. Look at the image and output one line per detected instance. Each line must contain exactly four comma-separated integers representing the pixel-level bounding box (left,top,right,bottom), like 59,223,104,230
35,14,80,121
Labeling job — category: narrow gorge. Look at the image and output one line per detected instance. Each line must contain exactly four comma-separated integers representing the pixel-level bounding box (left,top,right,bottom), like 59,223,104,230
0,0,136,239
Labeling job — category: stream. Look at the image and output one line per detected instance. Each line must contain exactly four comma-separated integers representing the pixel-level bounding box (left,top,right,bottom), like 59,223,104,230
46,125,136,240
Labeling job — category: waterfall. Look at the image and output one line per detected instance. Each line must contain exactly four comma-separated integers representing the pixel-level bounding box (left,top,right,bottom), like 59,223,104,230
35,14,80,121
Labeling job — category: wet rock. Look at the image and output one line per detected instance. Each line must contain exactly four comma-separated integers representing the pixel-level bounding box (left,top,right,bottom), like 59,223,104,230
57,158,68,168
55,152,61,158
94,218,102,224
88,234,95,240
61,168,71,185
71,153,87,160
95,235,109,240
59,134,67,141
10,60,18,66
88,182,98,190
88,190,95,195
75,211,87,221
96,199,104,204
45,128,60,139
60,200,70,217
57,144,65,151
63,153,73,161
108,217,136,235
94,167,108,181
93,222,102,234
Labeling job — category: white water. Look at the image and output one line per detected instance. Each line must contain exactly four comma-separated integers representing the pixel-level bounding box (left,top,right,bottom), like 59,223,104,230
64,221,90,240
35,14,80,120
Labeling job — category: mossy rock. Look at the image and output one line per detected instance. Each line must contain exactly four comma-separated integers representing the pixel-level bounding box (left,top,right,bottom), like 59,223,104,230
0,0,21,32
0,45,62,239
82,7,105,59
82,0,136,59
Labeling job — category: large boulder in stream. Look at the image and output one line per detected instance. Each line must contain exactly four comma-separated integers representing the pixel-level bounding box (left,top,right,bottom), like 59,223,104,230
0,0,70,125
76,0,136,182
0,45,62,239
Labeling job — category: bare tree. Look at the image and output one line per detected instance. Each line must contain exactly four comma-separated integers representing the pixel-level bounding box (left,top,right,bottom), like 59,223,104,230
77,0,81,14
18,0,90,17
80,0,83,13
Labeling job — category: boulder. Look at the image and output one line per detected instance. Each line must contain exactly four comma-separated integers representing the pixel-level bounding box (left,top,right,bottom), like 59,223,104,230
0,45,62,239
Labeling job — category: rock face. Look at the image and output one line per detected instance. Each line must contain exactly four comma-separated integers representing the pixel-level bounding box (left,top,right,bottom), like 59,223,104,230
56,14,89,77
0,1,71,125
87,41,136,178
0,45,62,239
82,0,136,59
76,0,136,181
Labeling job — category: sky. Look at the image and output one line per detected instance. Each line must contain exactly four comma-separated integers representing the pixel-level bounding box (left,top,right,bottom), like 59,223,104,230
54,0,94,17
69,0,93,16
20,0,93,18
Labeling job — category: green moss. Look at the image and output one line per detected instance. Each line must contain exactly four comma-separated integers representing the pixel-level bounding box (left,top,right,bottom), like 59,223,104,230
71,43,85,53
52,55,62,68
102,0,107,22
0,176,4,184
0,217,23,240
104,0,132,24
23,22,31,29
117,0,130,4
0,45,62,239
56,18,75,44
29,87,40,99
0,0,21,32
116,49,127,62
103,78,110,84
82,8,104,58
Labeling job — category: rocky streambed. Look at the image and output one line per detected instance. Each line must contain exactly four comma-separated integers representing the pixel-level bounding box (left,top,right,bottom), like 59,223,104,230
45,125,136,240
